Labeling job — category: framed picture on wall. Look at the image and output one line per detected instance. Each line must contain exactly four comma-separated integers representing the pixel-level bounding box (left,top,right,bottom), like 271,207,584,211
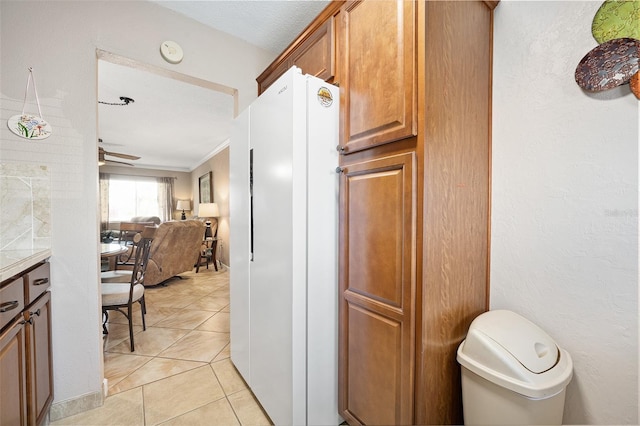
199,171,213,203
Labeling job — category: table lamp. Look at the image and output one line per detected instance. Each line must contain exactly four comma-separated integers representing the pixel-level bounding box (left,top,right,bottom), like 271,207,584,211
176,200,191,220
199,202,219,238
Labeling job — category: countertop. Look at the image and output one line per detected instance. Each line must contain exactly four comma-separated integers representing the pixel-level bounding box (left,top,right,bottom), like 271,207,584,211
0,249,51,283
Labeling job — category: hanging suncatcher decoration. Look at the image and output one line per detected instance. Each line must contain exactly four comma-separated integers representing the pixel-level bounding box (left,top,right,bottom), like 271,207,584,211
7,67,53,140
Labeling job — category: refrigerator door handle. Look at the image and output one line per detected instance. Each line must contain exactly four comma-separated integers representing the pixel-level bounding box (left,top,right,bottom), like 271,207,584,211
250,148,254,261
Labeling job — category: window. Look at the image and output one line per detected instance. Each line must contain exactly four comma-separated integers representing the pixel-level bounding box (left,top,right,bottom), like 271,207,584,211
100,174,174,225
108,177,160,221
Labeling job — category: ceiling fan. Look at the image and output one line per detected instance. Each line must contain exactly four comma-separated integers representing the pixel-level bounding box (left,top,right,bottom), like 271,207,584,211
98,139,140,167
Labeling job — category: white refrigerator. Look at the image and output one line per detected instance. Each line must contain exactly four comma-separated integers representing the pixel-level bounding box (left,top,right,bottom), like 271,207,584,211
229,66,340,426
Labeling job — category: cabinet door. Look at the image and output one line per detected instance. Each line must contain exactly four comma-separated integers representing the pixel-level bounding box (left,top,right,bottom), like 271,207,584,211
291,17,335,82
257,58,292,95
26,292,53,426
337,0,416,154
338,152,416,425
0,317,28,426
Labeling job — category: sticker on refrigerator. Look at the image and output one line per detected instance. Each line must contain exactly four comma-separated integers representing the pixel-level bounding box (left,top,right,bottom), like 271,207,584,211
317,87,333,107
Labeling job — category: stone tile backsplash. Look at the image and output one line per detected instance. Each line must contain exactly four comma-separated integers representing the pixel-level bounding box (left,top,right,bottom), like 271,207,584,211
0,163,51,251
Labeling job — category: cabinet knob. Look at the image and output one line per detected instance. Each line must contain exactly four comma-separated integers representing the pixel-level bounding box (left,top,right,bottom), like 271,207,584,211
336,145,347,153
31,308,41,317
336,166,345,174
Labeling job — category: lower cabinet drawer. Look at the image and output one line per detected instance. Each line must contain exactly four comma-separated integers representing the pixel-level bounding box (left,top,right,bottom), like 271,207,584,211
24,263,50,306
0,278,25,331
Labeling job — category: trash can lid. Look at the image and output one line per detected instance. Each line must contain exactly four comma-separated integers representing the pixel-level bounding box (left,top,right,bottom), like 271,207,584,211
467,310,558,373
457,310,573,398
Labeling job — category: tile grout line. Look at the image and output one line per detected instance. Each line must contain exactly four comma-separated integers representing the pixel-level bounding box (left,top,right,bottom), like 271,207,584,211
100,270,233,424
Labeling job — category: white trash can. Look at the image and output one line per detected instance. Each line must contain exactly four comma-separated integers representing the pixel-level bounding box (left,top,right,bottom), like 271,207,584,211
457,310,573,425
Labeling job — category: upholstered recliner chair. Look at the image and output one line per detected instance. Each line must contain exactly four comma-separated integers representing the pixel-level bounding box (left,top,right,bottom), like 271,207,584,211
130,216,161,225
142,220,205,286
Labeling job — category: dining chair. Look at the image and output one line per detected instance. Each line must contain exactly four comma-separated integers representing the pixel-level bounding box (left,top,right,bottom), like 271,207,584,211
113,221,155,268
101,222,155,283
101,227,155,352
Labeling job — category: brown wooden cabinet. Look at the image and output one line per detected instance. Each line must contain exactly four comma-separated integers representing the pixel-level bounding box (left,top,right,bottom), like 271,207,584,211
257,1,495,424
291,17,335,82
337,1,494,424
338,151,417,425
0,316,28,426
25,291,53,426
257,59,292,96
0,261,53,426
256,2,343,94
336,0,417,154
416,2,493,422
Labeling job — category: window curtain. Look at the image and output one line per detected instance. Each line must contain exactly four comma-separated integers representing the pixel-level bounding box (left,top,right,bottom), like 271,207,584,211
99,173,110,231
157,177,174,222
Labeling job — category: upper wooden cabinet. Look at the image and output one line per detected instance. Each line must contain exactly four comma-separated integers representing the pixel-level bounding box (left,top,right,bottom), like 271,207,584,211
291,18,335,82
256,2,343,94
336,0,417,154
257,60,291,96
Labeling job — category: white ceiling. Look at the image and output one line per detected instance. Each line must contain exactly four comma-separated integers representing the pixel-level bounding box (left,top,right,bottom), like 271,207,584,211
98,0,329,172
98,60,235,171
152,0,330,55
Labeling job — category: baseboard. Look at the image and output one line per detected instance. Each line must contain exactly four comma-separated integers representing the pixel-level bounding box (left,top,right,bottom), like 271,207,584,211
49,390,104,422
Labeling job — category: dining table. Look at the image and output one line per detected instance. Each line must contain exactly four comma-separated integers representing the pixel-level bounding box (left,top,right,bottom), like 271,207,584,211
100,243,128,270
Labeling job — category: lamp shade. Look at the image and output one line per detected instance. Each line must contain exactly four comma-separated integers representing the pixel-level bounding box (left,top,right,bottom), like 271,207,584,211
176,200,191,211
199,202,219,218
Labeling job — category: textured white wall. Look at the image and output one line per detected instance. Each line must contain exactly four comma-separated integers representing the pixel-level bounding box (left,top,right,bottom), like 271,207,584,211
0,0,272,408
492,1,638,424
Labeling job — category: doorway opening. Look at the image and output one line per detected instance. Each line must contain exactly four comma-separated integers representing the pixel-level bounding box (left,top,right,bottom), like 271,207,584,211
96,49,236,378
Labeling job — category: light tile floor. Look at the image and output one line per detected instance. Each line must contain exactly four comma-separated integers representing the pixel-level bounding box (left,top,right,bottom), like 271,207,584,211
52,267,272,426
